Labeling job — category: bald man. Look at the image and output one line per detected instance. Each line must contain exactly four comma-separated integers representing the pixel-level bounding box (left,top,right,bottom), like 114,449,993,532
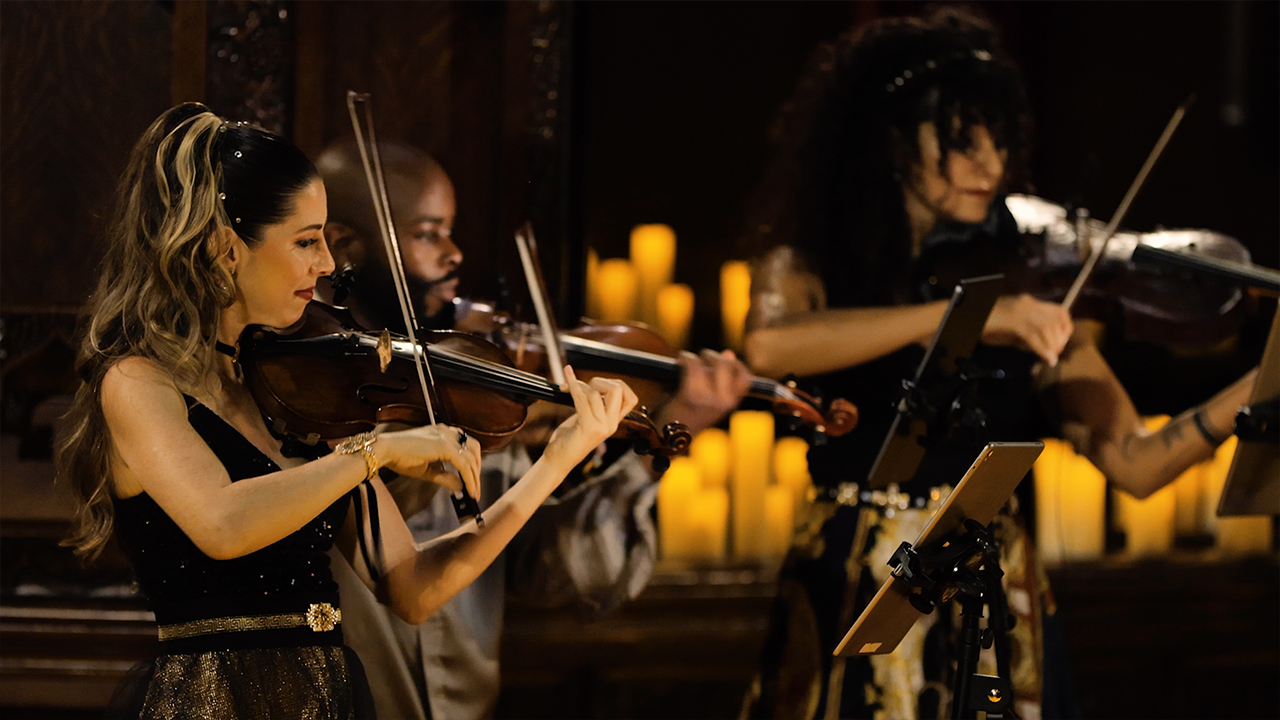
316,139,752,719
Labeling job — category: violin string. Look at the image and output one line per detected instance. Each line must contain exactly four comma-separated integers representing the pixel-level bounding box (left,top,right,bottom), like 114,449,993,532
421,342,563,399
514,224,567,389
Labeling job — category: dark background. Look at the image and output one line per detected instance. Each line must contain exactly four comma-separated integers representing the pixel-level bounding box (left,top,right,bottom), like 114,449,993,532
1,2,1277,718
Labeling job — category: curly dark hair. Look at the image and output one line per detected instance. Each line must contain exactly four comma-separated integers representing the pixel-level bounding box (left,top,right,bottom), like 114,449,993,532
746,7,1031,308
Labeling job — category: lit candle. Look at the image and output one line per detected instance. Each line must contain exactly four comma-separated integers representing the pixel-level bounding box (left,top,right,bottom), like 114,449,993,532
720,260,751,352
690,428,731,489
596,258,638,323
1199,435,1237,534
630,224,676,327
730,410,773,559
1117,484,1176,557
764,485,795,557
1201,436,1274,554
687,488,729,560
656,283,694,349
774,436,812,526
658,457,702,560
1033,438,1106,564
585,247,600,319
1173,462,1205,538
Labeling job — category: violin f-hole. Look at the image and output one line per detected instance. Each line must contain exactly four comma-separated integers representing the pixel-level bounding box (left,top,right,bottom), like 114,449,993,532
357,377,412,404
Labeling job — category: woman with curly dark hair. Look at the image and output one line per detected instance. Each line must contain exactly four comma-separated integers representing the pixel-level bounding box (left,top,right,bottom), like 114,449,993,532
741,9,1257,719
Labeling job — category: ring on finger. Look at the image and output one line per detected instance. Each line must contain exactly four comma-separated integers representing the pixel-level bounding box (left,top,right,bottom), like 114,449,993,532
457,429,468,451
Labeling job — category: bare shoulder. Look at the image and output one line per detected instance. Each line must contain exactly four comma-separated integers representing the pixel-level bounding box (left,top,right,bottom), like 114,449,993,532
748,245,826,331
100,356,188,428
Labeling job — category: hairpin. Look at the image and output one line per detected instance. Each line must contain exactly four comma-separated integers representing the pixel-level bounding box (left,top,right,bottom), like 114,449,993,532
886,49,992,93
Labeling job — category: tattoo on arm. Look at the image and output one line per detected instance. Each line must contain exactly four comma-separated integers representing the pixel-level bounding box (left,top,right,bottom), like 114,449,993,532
1158,415,1187,450
1120,432,1138,463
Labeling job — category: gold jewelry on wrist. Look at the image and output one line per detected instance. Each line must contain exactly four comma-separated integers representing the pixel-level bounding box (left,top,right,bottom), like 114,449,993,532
336,431,379,481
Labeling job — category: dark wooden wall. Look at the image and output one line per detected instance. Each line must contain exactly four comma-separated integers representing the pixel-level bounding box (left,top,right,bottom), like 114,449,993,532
293,1,581,320
0,1,172,312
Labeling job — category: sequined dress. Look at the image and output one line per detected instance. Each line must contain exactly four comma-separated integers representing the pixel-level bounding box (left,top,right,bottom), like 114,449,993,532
106,397,377,719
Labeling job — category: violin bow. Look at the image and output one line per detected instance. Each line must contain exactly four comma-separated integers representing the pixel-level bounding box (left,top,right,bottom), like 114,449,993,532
345,90,484,526
513,222,568,389
1061,94,1195,311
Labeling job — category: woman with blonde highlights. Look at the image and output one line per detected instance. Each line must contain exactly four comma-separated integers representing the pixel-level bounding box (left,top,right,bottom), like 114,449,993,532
58,103,638,719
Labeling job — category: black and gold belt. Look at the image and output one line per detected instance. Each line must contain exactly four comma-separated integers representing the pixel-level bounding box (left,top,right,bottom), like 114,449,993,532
153,593,345,654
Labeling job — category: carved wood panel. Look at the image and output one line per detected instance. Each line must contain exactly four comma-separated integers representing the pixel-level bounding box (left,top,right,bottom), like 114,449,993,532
0,1,172,311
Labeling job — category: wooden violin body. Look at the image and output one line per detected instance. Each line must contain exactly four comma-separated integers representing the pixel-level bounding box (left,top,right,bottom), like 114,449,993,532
237,301,692,463
918,194,1252,349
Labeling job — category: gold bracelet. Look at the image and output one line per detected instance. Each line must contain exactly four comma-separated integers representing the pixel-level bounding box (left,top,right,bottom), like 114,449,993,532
336,431,379,481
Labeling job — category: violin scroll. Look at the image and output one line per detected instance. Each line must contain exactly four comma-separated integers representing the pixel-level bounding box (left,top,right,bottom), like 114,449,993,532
823,398,860,437
620,414,692,473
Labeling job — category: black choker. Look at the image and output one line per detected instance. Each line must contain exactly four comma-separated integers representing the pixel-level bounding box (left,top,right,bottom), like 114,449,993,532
215,341,239,361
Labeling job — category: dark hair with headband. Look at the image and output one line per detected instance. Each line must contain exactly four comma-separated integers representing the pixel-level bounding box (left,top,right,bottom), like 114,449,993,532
746,7,1030,308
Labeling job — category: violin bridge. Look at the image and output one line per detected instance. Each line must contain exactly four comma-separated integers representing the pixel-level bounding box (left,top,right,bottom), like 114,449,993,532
377,329,393,373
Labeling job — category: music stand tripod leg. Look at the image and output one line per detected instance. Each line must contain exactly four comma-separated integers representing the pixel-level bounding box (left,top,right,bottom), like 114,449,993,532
951,590,1013,720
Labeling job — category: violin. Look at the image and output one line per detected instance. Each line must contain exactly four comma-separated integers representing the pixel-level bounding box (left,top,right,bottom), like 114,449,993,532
924,99,1256,350
236,299,691,466
918,193,1252,349
449,296,859,441
234,87,686,550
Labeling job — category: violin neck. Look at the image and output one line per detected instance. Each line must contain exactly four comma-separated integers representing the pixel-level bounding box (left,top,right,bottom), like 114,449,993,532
423,342,567,403
558,336,784,402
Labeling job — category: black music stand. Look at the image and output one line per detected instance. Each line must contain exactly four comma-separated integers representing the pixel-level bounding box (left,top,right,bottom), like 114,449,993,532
834,442,1044,720
867,275,1005,489
1220,308,1280,516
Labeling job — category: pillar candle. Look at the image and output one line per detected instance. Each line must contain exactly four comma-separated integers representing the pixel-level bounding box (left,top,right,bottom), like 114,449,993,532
1112,416,1175,557
1033,438,1106,564
687,488,729,560
658,457,702,560
774,436,812,526
1199,435,1237,534
690,428,731,489
656,283,694,349
730,410,773,559
1216,515,1274,555
596,258,638,323
585,247,601,319
720,260,751,352
764,485,795,557
1117,484,1177,557
630,224,676,327
1173,462,1205,537
1201,436,1274,554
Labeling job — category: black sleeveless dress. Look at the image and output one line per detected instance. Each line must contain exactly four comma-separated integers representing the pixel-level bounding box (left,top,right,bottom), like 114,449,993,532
107,397,377,719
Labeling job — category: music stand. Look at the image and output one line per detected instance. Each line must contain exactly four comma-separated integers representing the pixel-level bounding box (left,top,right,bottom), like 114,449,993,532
834,442,1043,719
1219,308,1280,516
867,275,1005,490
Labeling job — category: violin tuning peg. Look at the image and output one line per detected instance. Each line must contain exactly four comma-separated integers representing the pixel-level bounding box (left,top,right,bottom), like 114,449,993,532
632,437,652,456
650,454,670,474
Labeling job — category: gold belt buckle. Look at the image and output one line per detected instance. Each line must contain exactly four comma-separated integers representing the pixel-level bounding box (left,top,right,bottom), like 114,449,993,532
306,602,341,632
